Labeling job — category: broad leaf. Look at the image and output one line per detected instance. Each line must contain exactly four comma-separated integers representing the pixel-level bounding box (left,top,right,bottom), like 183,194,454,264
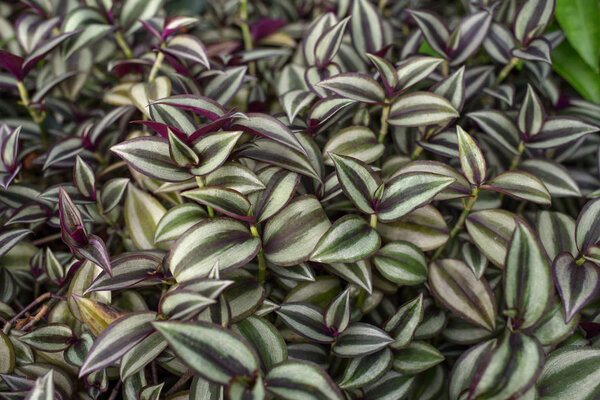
553,253,600,323
318,73,385,103
332,323,393,358
266,360,343,400
538,346,600,399
457,126,486,186
388,92,459,127
277,302,334,343
483,170,551,205
338,348,393,389
373,241,427,285
392,341,445,374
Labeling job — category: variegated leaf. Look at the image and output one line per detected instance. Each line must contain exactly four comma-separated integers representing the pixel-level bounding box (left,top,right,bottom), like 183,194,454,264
466,209,522,268
318,73,385,103
233,316,287,371
383,293,424,349
395,56,443,91
124,184,166,250
526,117,600,149
231,113,304,154
520,159,581,197
553,253,600,323
280,90,316,123
182,186,252,221
467,110,521,155
324,289,351,334
392,341,445,374
330,153,381,214
18,324,73,352
277,302,334,343
457,125,486,186
266,360,343,400
350,0,384,58
338,348,393,389
483,170,551,205
518,84,545,138
407,9,449,57
190,131,243,176
323,126,384,166
513,0,555,45
154,203,206,243
332,323,393,358
162,34,209,69
576,198,600,253
315,17,350,66
388,92,459,127
538,346,600,399
373,241,427,285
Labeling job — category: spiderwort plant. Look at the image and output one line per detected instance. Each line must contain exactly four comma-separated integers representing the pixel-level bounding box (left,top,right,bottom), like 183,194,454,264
2,0,600,399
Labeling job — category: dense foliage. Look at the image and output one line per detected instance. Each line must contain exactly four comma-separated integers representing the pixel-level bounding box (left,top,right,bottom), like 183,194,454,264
1,0,600,399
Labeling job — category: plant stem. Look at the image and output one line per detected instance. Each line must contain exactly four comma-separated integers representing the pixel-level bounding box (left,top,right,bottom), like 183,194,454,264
509,141,525,170
31,232,62,246
576,256,586,266
431,187,479,261
370,214,378,229
356,289,366,308
410,145,423,160
250,224,267,283
377,102,391,143
494,57,519,87
239,0,256,77
165,370,193,396
442,60,449,77
17,80,48,147
195,176,214,217
148,51,165,83
114,31,133,59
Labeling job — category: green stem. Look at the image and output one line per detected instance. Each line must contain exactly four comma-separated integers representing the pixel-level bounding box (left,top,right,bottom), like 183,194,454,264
410,145,423,160
356,289,366,308
509,141,525,170
576,256,586,266
494,57,519,87
239,0,256,77
17,81,48,147
369,214,378,230
250,224,267,283
377,102,391,143
195,176,215,217
431,187,479,261
148,51,165,83
114,31,133,59
441,60,449,77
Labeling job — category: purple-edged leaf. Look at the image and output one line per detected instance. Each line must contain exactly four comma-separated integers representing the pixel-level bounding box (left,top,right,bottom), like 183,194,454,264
74,234,112,277
483,170,551,205
99,177,129,214
407,9,449,57
432,66,465,111
22,31,80,75
512,37,552,64
190,131,243,176
388,91,459,127
538,346,600,399
395,160,471,201
537,211,577,262
469,332,544,400
162,16,199,39
43,137,84,171
373,241,427,285
73,156,96,200
280,90,316,123
324,260,372,294
504,220,552,330
384,294,424,349
464,65,494,100
120,0,162,35
249,167,299,224
5,203,49,226
18,324,73,352
310,215,380,263
576,198,600,253
277,302,334,343
395,56,443,91
79,311,157,376
233,316,287,371
318,73,385,103
332,323,393,358
467,110,521,155
263,195,331,266
204,66,247,106
24,371,55,400
525,116,600,149
366,53,398,92
182,186,252,221
429,259,497,331
337,347,393,389
130,77,171,117
376,172,454,223
167,129,198,167
518,84,545,138
363,371,415,399
350,0,384,58
168,217,261,282
483,23,515,64
392,341,445,374
159,289,215,320
153,321,259,384
0,50,24,80
553,252,600,323
303,13,337,66
162,34,209,69
457,126,486,186
519,159,578,197
231,113,304,154
111,137,191,182
447,10,493,66
266,360,343,400
323,126,384,166
513,0,555,45
154,203,206,243
315,17,350,67
307,96,356,133
0,229,32,257
58,187,88,248
150,95,225,121
330,153,380,214
324,289,351,334
86,253,161,293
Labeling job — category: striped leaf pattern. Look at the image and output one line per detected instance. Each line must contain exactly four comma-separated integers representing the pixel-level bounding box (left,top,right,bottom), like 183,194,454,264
483,170,551,205
318,73,385,104
373,241,427,285
576,198,600,253
323,126,384,166
518,84,545,137
456,125,486,186
315,17,350,66
231,113,304,154
190,131,243,176
162,34,209,68
153,320,259,384
277,302,334,343
154,203,206,243
332,323,393,358
324,289,351,334
249,167,299,223
466,209,522,268
392,341,445,374
233,316,287,371
467,110,521,155
520,159,581,197
18,324,73,352
350,0,384,58
389,92,459,127
553,253,600,323
338,348,393,389
266,360,343,400
537,211,577,262
124,185,166,250
504,221,553,330
513,0,555,45
538,346,600,399
182,186,252,221
330,153,380,214
384,294,424,349
395,57,444,91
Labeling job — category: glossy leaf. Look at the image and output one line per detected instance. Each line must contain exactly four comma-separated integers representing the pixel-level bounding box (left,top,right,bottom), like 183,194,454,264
383,294,424,349
388,92,459,127
483,170,551,205
332,323,393,358
277,302,334,343
266,360,343,400
457,126,486,186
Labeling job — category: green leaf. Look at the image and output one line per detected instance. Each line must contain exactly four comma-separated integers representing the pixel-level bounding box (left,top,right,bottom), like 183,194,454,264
576,198,600,253
324,289,351,334
364,371,415,400
124,184,166,250
74,156,96,199
24,371,55,400
168,217,261,282
318,73,385,103
310,215,380,263
392,341,445,374
323,126,384,166
537,211,577,261
518,84,545,138
231,113,305,154
552,40,600,103
153,320,259,384
462,242,488,279
466,209,522,268
383,293,424,349
338,348,393,389
330,153,381,214
456,125,486,186
530,301,579,347
280,90,316,123
553,253,600,323
449,339,497,400
182,186,252,221
395,56,444,91
159,289,215,320
504,221,553,330
86,253,161,293
18,324,73,352
395,160,471,201
277,302,334,343
324,259,373,293
373,241,427,285
315,17,350,66
366,53,398,90
120,331,167,380
233,316,287,371
154,203,207,243
538,346,600,399
0,330,15,374
249,167,299,224
266,360,343,400
520,159,581,198
100,177,129,213
0,229,32,258
168,129,198,167
263,195,331,266
79,311,157,376
205,163,265,195
332,323,393,358
429,259,497,331
376,172,455,223
469,332,544,400
388,92,459,127
556,0,600,73
190,131,243,176
483,170,551,205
